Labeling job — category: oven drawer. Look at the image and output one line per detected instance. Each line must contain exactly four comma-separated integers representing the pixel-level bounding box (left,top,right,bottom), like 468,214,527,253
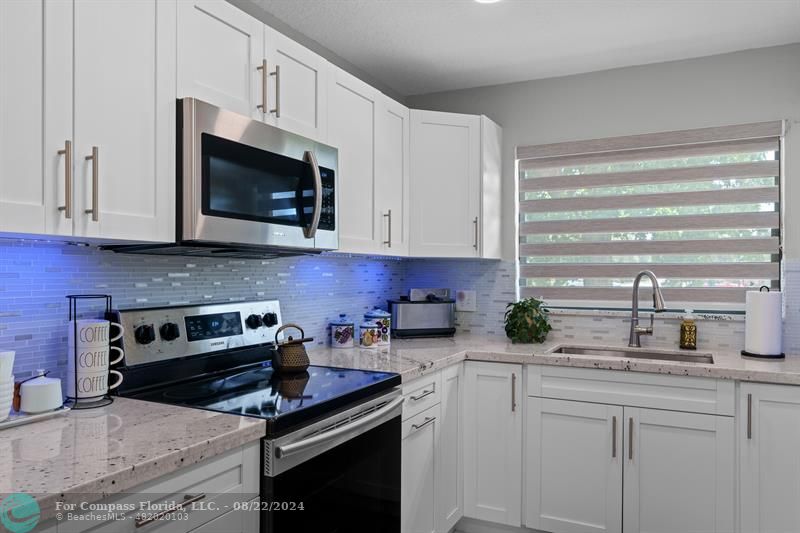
402,371,442,420
58,442,260,533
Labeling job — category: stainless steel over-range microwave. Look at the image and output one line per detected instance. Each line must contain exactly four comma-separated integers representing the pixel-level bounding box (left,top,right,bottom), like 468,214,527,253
106,98,338,258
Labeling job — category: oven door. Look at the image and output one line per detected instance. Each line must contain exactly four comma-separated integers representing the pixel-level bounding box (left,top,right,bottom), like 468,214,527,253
262,393,402,533
180,98,338,251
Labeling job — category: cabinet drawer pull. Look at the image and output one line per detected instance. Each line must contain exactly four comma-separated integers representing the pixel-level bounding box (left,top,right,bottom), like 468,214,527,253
135,493,206,528
628,417,634,460
409,388,434,402
57,140,73,219
747,393,752,440
85,146,99,221
411,416,435,432
612,416,617,458
511,373,517,412
383,210,392,247
473,216,479,250
256,59,268,112
270,64,281,117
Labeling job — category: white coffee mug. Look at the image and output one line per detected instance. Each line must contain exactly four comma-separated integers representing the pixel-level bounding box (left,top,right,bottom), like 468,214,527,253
69,319,124,347
66,367,123,399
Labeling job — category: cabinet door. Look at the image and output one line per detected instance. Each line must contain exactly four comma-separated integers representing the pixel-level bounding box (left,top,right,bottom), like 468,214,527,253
740,383,800,533
402,404,440,533
375,97,410,256
264,26,328,141
623,407,734,533
480,116,502,259
0,0,71,236
328,67,381,254
74,0,176,242
526,398,623,533
437,363,463,532
177,0,263,119
463,362,522,527
410,110,480,258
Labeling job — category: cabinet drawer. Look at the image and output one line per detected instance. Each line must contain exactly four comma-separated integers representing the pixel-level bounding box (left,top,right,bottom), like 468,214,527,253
402,404,440,440
59,442,260,533
402,371,441,420
527,365,734,416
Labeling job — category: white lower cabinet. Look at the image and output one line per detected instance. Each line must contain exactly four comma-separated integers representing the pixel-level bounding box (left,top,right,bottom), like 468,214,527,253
623,407,734,533
463,362,522,527
403,404,441,533
740,382,800,533
525,366,734,533
525,398,622,533
58,442,259,533
437,364,464,532
402,366,463,533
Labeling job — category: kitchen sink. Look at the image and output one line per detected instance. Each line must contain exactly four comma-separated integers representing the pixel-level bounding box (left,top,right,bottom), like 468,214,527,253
549,345,714,364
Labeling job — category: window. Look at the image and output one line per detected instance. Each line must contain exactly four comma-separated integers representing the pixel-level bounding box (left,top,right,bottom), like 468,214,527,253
517,121,784,310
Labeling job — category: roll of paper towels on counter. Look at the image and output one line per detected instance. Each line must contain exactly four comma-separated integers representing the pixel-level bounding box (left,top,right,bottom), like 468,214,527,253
745,289,783,357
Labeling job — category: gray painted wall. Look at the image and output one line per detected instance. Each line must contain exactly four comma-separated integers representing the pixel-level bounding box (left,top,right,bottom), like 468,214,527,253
407,43,800,261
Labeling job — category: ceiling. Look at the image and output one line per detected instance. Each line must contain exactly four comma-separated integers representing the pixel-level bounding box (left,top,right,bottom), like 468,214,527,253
250,0,800,96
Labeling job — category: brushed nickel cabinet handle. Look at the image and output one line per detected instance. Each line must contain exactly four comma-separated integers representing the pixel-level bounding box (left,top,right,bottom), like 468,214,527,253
747,393,752,439
84,146,98,221
612,415,617,458
411,416,436,432
628,417,634,460
135,493,206,528
270,64,280,117
57,140,72,219
473,216,479,250
383,210,392,247
511,373,517,412
256,59,268,112
409,388,434,402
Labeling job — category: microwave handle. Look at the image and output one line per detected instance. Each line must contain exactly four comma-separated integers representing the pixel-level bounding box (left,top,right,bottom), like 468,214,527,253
303,150,323,239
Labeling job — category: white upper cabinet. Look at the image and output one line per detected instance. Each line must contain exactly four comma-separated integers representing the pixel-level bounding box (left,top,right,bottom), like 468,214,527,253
740,383,800,533
264,26,328,142
375,97,411,256
480,116,502,260
623,407,734,533
328,67,382,255
1,0,174,243
526,398,623,533
73,0,175,242
463,362,522,527
0,0,71,237
177,0,263,118
410,110,481,258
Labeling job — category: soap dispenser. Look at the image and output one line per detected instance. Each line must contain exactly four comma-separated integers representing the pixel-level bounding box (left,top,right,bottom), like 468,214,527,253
680,310,697,350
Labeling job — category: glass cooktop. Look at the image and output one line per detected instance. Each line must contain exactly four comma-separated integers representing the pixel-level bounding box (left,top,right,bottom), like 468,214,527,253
128,363,400,435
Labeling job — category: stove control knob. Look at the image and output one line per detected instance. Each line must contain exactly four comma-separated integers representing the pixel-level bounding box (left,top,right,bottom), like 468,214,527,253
159,322,180,341
134,324,156,345
245,314,263,329
263,312,278,328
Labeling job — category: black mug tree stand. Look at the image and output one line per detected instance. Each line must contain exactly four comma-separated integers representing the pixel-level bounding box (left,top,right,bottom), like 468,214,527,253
66,294,115,409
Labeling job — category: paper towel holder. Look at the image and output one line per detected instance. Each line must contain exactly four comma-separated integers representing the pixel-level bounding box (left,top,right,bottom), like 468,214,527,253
741,286,785,359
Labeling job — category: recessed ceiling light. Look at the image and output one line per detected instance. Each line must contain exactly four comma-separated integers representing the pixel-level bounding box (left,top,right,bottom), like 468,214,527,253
475,0,501,3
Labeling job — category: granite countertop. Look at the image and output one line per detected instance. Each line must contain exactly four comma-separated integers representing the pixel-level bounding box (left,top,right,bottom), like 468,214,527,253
0,397,265,521
308,334,800,385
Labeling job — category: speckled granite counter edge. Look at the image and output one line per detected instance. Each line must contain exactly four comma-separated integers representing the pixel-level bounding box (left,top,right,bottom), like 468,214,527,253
35,416,265,521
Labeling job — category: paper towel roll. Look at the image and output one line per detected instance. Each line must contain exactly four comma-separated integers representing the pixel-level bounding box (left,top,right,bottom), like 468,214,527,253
745,289,783,356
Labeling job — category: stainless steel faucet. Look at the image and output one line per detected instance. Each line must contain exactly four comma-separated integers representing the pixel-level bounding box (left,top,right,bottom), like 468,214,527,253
629,270,667,348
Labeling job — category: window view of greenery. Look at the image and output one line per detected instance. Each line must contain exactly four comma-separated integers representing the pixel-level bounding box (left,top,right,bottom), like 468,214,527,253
519,149,780,304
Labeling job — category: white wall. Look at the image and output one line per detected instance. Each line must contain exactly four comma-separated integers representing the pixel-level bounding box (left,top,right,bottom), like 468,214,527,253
407,43,800,261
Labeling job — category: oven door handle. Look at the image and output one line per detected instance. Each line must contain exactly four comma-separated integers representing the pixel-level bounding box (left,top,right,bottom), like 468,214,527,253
303,150,323,239
275,396,404,459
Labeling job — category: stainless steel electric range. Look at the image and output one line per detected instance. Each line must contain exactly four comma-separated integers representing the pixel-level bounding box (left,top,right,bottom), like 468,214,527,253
111,300,402,533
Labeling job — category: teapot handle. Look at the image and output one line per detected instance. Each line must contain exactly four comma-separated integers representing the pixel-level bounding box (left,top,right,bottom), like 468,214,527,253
275,323,304,343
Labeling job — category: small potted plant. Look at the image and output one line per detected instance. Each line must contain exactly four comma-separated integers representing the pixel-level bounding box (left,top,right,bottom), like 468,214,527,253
504,297,552,344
